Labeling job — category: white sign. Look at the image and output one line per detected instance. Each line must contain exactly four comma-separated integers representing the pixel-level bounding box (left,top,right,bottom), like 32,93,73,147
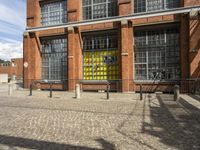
24,62,28,68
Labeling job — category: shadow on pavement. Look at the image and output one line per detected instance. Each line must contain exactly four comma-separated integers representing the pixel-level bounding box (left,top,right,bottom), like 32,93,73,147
142,94,200,150
115,94,200,150
115,95,159,150
0,104,129,116
0,135,116,150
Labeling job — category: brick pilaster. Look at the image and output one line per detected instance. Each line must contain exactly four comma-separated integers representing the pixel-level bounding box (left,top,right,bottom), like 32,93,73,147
120,21,133,92
27,0,41,27
119,0,133,92
67,28,76,91
67,0,82,91
180,14,190,79
23,32,41,88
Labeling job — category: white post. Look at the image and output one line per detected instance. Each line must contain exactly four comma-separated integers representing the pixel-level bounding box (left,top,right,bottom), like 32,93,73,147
8,83,13,96
75,84,80,99
174,85,180,101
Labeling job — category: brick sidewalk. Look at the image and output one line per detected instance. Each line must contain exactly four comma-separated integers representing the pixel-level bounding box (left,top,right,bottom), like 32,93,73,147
0,91,199,150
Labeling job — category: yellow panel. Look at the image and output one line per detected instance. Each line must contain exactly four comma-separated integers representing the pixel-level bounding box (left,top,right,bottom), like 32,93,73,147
84,50,119,80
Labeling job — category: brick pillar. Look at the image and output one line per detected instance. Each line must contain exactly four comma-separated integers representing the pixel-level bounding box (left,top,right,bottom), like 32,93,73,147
189,17,200,78
34,33,42,82
67,28,76,91
130,27,135,91
186,0,200,78
180,14,190,79
118,0,132,16
23,33,30,88
120,21,133,92
118,0,133,92
184,0,200,7
24,0,41,89
23,32,41,89
67,0,81,91
182,0,200,79
67,0,81,22
27,0,41,27
74,28,83,82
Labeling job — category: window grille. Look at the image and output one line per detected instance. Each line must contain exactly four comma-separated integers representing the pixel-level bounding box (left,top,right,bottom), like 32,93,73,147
134,0,146,13
166,0,180,9
83,0,117,20
41,0,67,26
83,31,119,80
134,27,180,81
134,0,180,13
41,37,67,81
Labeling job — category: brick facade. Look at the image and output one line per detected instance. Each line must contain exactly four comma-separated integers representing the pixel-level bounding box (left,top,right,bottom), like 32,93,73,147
0,58,23,80
24,0,200,92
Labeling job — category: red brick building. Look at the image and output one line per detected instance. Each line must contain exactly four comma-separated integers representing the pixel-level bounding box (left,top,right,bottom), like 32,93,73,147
0,58,23,80
24,0,200,92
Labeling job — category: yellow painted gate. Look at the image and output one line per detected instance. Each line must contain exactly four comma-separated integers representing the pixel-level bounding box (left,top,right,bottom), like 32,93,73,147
83,50,119,80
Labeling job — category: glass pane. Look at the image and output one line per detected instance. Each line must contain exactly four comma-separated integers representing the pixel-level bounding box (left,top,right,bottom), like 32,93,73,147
134,0,146,13
41,1,67,26
83,0,117,20
41,37,67,80
134,0,180,13
134,27,180,81
83,31,119,80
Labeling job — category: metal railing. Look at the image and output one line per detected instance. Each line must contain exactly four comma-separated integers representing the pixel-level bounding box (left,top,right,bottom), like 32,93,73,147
180,79,200,94
29,79,66,98
25,78,200,98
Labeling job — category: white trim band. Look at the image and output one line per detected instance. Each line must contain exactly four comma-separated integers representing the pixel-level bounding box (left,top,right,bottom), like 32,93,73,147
26,6,200,32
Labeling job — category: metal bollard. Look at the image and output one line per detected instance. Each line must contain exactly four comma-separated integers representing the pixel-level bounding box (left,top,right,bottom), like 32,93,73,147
107,83,110,100
140,84,143,100
8,84,13,96
50,83,53,98
29,84,32,96
75,84,80,99
193,81,197,94
174,85,180,101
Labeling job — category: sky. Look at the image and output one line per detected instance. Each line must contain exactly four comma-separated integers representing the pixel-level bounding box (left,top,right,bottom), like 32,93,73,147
0,0,26,61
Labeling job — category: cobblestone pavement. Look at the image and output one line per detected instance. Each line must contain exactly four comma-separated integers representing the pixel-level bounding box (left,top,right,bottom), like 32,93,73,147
0,91,199,150
0,84,8,93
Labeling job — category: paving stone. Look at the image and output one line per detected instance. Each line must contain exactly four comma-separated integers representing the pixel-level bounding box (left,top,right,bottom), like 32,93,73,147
0,91,199,150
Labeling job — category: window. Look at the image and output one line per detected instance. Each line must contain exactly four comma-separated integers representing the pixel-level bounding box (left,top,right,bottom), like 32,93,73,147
83,0,117,20
41,0,67,26
83,31,119,80
134,0,146,13
134,26,180,81
147,0,164,11
41,37,67,81
134,0,180,13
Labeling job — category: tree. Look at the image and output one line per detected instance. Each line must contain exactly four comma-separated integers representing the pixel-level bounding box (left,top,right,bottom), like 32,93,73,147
0,59,10,64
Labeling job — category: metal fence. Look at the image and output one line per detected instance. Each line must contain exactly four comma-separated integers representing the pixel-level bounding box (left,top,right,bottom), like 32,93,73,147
180,79,200,95
23,78,200,95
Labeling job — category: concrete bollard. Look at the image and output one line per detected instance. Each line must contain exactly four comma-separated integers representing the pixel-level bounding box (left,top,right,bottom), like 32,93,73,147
8,83,13,96
174,85,180,101
75,84,80,99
